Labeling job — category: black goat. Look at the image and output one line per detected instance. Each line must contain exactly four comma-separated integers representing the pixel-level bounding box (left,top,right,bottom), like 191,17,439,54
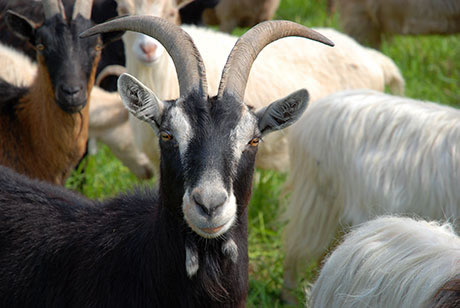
0,17,333,307
0,0,123,91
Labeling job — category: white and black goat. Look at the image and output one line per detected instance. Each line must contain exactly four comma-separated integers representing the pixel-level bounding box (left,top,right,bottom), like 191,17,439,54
0,17,332,307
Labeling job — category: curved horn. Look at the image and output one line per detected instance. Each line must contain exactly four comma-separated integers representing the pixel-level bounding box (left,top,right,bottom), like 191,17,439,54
96,65,127,86
72,0,94,20
42,0,66,20
217,20,334,102
80,16,208,98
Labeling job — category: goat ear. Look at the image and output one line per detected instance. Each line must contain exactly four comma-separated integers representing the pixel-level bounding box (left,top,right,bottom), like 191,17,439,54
5,10,36,42
255,89,309,136
118,73,165,130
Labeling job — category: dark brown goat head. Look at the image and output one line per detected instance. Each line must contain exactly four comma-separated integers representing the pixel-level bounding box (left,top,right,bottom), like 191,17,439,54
5,0,121,113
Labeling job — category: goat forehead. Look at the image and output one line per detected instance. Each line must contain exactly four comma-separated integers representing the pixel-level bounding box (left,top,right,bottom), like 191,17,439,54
38,17,99,78
39,17,98,57
181,101,257,170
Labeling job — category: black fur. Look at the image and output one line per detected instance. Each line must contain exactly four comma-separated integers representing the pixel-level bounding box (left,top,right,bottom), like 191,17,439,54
179,0,220,25
0,165,248,308
0,91,258,307
0,78,27,118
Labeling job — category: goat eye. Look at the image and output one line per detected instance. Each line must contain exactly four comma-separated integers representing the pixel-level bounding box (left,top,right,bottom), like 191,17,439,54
36,43,45,51
160,132,173,141
248,137,260,147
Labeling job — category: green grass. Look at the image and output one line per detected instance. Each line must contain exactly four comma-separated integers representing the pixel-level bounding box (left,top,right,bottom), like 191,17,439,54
66,0,460,306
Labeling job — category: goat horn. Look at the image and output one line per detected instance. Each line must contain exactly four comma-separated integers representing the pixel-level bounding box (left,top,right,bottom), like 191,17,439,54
95,65,127,87
80,16,208,98
73,0,94,20
217,20,334,102
42,0,66,20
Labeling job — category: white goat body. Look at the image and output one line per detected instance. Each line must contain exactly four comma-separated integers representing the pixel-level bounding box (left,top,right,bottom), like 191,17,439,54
119,17,405,174
310,216,460,307
283,89,460,296
0,43,37,85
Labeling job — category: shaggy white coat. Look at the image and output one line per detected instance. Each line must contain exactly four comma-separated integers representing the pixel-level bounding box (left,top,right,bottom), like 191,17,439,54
310,216,460,307
283,89,460,295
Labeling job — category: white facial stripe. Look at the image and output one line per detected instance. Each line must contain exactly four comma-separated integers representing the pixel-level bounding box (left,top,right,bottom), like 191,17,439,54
169,104,193,162
229,106,258,164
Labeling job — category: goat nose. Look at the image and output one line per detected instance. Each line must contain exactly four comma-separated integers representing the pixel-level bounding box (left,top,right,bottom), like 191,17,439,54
140,42,157,57
60,84,82,97
192,189,227,218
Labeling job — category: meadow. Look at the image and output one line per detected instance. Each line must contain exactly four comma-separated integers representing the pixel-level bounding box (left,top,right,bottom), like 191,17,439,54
66,0,460,306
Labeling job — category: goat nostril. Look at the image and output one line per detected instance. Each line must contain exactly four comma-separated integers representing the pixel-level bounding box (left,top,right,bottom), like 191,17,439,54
140,43,157,56
193,193,209,216
60,85,82,96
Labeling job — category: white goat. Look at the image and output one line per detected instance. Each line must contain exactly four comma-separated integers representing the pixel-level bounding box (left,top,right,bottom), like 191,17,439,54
282,89,460,302
310,216,460,308
336,0,460,48
0,43,153,179
0,43,36,85
116,0,405,175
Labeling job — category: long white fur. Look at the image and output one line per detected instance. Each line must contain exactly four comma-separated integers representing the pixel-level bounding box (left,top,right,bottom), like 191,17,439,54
283,89,460,296
0,43,153,179
0,43,37,85
309,216,460,308
116,0,405,174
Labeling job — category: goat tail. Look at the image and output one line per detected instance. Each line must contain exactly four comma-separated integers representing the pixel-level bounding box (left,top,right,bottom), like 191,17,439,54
366,48,405,95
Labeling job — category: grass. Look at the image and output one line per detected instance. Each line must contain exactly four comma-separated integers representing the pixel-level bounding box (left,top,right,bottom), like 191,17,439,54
66,0,460,306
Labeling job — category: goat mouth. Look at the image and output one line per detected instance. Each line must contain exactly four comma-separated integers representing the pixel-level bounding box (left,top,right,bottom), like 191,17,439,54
200,225,224,234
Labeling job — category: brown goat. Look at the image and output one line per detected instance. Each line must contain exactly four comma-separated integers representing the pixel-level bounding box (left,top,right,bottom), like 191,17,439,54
202,0,280,33
0,0,119,184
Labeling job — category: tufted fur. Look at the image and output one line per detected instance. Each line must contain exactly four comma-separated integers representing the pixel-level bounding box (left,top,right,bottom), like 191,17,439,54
310,216,460,307
282,89,460,301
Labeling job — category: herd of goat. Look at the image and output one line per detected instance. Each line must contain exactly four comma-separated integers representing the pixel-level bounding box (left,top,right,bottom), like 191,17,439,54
0,0,458,307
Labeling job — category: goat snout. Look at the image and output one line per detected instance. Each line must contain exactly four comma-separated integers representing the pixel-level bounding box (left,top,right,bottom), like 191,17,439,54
140,42,157,58
183,186,236,239
60,84,83,98
192,188,227,218
56,83,87,113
